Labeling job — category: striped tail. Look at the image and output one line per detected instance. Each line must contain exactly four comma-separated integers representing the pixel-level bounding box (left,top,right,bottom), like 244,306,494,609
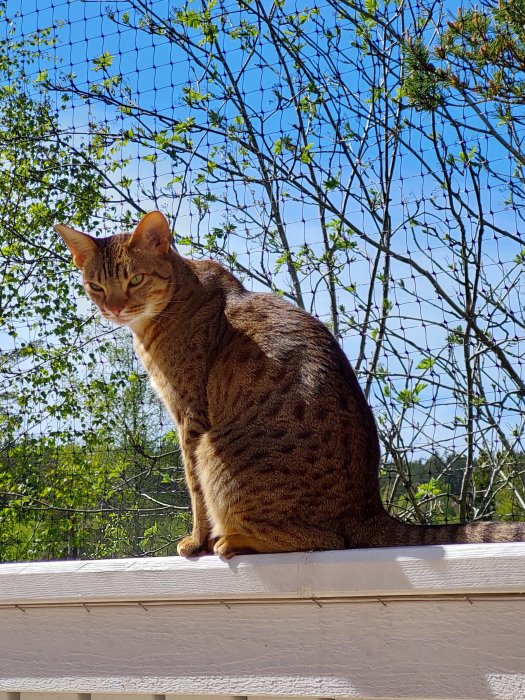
346,512,525,548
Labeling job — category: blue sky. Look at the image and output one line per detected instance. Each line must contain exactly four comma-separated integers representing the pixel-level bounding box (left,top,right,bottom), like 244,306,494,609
3,0,525,467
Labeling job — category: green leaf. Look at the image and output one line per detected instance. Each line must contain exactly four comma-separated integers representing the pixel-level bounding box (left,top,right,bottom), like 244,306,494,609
92,51,114,72
299,142,314,164
323,174,340,190
416,357,436,370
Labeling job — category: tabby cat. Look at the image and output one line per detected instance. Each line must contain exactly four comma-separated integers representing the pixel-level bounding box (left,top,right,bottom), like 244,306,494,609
56,211,525,557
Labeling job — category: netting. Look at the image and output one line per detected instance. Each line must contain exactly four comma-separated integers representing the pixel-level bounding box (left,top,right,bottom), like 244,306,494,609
1,0,524,561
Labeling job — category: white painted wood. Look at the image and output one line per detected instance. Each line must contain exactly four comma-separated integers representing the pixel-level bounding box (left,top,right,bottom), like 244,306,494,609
1,543,525,607
0,598,524,698
91,695,163,700
91,696,162,700
1,544,525,699
20,695,90,700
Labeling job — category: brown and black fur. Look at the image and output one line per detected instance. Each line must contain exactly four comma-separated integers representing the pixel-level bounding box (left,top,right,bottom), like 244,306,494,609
56,211,525,558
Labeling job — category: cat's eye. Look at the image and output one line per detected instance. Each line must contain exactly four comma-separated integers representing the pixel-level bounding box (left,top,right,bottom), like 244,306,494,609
87,281,103,292
128,274,144,287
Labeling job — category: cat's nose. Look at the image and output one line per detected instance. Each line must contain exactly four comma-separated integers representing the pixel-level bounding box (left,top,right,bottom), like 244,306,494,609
108,305,124,316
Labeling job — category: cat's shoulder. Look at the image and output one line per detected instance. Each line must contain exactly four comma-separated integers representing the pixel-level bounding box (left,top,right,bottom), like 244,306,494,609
187,257,245,294
225,287,326,342
188,255,325,334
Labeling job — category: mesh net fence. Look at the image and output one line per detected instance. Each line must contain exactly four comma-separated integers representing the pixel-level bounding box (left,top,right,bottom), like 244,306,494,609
1,0,524,560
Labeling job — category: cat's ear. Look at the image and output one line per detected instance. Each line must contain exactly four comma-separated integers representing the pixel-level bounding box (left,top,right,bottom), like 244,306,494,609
128,211,172,255
55,224,99,269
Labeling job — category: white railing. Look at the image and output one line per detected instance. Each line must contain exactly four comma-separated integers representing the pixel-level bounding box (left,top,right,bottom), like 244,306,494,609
1,543,525,700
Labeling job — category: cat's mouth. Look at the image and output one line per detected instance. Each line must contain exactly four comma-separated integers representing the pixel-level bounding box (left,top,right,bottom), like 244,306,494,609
100,301,166,325
101,308,136,326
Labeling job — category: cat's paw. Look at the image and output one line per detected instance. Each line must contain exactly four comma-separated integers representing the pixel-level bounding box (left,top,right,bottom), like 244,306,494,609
213,536,238,559
213,534,256,559
177,535,213,558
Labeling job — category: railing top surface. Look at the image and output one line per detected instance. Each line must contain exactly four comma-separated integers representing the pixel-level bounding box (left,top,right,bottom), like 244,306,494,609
1,542,524,607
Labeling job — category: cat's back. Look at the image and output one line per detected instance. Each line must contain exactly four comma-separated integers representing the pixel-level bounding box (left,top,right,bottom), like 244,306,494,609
222,287,352,387
189,257,336,370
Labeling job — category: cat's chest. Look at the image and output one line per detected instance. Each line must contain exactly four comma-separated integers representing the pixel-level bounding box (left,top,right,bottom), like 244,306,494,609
132,330,207,415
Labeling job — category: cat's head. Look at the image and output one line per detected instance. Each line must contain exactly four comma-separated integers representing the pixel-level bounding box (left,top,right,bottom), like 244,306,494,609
56,210,174,327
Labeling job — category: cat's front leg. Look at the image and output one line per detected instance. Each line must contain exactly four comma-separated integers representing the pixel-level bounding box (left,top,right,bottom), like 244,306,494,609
177,431,212,557
177,471,212,556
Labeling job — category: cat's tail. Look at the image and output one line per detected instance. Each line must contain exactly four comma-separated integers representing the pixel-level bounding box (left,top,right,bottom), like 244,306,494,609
345,512,525,548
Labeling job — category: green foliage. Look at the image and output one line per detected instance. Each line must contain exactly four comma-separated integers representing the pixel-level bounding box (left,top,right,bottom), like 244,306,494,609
416,357,436,371
0,434,189,561
402,0,525,107
381,451,525,524
401,38,443,110
0,13,190,560
0,16,108,445
437,0,525,101
92,51,114,72
0,337,189,561
396,382,427,408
